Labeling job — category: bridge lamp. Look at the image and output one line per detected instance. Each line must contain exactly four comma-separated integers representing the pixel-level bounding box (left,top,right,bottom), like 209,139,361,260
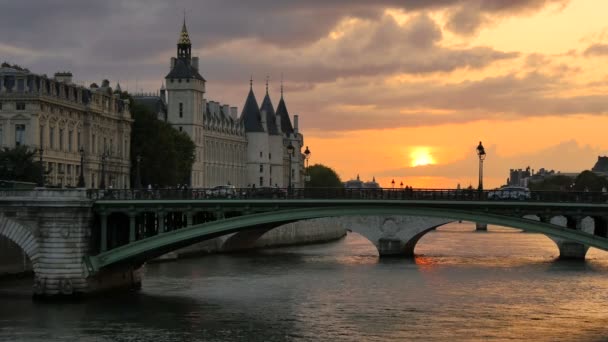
287,142,295,191
476,141,486,191
400,181,403,189
77,147,85,188
304,146,311,183
38,147,45,187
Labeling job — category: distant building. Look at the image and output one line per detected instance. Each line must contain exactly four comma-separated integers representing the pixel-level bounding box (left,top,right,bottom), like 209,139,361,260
592,156,608,174
345,175,380,189
508,167,532,187
0,63,132,188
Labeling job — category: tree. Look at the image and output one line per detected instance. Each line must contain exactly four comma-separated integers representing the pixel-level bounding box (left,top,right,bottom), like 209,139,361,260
529,175,575,191
129,101,195,187
306,164,343,188
573,170,608,192
0,146,44,184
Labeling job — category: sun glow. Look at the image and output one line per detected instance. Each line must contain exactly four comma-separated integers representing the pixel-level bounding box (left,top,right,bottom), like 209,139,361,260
410,148,436,167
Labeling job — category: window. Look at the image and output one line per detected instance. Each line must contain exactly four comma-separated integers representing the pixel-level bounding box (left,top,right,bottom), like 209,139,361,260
15,124,25,146
179,103,183,118
269,153,272,160
92,134,96,154
16,102,25,111
67,164,72,175
259,177,264,187
59,129,64,151
68,131,73,152
179,126,182,132
260,151,263,158
58,163,64,174
259,164,263,173
50,127,55,149
0,102,3,110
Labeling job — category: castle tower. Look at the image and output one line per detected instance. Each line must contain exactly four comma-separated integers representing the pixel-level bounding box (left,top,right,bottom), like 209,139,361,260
165,18,207,186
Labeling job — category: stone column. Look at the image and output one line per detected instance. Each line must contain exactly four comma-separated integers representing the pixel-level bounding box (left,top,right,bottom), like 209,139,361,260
550,215,589,260
128,211,136,243
100,211,108,252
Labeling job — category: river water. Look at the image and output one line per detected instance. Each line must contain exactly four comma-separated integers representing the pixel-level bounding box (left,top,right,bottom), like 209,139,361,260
1,222,608,342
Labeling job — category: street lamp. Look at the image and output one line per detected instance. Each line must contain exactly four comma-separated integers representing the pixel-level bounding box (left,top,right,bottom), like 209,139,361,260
135,154,142,189
77,146,85,188
38,147,44,187
99,150,108,189
304,146,311,183
287,142,294,192
400,181,403,189
476,141,486,191
391,179,395,189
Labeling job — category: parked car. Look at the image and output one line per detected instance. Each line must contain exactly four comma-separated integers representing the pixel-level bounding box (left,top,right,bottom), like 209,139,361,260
250,186,287,199
206,185,237,198
487,186,531,200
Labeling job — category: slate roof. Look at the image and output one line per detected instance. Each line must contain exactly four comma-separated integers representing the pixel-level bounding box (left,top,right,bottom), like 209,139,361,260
132,96,167,115
240,88,265,132
275,96,294,135
165,58,205,81
260,93,280,135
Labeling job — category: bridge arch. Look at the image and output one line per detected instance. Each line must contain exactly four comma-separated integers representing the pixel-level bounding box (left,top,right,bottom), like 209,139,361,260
0,214,40,275
86,206,608,271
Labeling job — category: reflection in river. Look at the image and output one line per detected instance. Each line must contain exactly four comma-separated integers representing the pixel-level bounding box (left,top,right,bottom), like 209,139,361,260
1,222,608,341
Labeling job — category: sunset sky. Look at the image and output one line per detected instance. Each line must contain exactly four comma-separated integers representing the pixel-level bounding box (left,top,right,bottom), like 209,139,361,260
3,0,608,188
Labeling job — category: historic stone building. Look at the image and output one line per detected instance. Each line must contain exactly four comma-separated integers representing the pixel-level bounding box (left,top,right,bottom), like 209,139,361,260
138,20,306,188
0,63,132,188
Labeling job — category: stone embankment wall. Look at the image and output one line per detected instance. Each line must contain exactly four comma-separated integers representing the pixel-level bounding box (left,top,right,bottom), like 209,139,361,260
167,218,347,258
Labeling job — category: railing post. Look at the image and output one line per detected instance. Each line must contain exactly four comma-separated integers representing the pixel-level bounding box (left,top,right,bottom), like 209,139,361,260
158,210,165,234
100,211,108,252
186,211,193,227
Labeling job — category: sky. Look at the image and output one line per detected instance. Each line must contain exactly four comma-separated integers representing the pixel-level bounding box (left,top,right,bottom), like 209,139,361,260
2,0,608,188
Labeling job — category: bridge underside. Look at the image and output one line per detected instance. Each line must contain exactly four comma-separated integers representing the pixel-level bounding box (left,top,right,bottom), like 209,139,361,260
85,206,608,273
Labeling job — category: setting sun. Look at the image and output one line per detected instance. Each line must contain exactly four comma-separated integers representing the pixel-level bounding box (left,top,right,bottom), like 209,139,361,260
410,148,436,167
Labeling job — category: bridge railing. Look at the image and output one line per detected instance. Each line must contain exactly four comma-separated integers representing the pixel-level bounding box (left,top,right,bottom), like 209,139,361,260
84,187,608,203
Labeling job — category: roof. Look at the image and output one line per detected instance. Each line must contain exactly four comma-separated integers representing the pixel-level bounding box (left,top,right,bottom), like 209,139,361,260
592,156,608,172
132,96,167,115
165,58,205,81
240,88,265,132
275,96,294,135
260,93,280,135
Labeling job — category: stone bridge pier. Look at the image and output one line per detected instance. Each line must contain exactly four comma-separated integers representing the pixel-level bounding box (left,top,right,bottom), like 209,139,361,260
340,216,453,257
0,190,140,298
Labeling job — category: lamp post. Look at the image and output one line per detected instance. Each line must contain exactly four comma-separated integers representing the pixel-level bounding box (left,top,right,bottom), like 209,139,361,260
38,147,44,187
476,141,487,231
400,181,403,189
287,142,294,193
304,146,311,183
391,179,395,189
476,141,486,191
77,147,85,188
99,151,108,189
135,154,142,189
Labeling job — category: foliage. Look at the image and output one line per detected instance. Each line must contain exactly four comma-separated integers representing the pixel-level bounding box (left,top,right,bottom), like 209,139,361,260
305,164,343,188
572,170,608,192
129,101,195,187
0,146,44,184
528,175,575,191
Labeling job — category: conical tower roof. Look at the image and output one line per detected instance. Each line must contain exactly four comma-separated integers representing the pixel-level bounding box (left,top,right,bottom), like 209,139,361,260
178,18,191,45
260,86,280,135
241,83,265,132
276,94,294,135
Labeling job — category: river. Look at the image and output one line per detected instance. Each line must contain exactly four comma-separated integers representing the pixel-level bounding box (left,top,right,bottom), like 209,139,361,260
1,222,608,341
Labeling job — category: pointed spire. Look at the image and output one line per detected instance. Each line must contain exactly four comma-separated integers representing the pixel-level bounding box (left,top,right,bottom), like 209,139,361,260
161,81,165,90
265,75,269,95
357,174,360,181
178,13,191,45
250,75,253,90
280,73,284,98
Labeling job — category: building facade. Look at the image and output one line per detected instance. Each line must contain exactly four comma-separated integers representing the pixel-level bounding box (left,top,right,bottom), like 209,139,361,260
0,63,132,188
139,20,306,189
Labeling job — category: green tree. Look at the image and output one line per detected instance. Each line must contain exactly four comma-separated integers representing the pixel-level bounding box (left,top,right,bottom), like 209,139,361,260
529,175,575,191
0,146,44,184
573,170,608,192
129,101,195,187
306,164,343,188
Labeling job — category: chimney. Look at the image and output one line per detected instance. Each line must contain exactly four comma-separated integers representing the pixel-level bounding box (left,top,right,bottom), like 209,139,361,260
171,57,176,70
222,104,229,118
192,57,199,70
294,114,299,133
261,109,267,131
230,107,238,120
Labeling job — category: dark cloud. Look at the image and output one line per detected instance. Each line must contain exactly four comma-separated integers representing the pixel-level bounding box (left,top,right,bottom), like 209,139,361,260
583,43,608,57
